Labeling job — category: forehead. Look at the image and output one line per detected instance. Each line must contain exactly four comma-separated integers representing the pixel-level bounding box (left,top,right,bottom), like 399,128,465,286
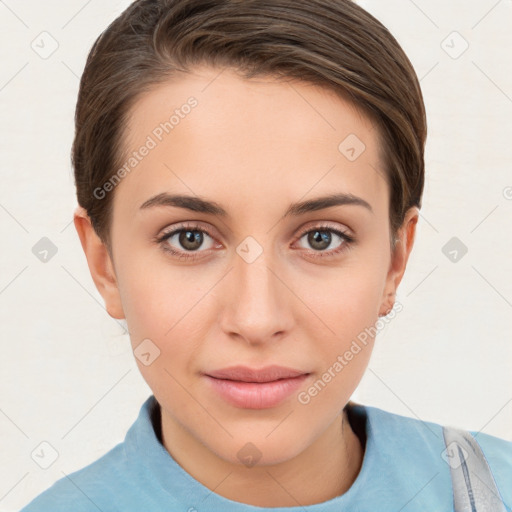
113,66,387,221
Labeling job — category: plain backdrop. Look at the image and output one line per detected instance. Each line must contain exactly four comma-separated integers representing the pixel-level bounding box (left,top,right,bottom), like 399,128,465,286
1,0,511,510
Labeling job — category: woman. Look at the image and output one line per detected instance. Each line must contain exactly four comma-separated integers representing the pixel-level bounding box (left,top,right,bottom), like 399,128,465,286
20,0,512,510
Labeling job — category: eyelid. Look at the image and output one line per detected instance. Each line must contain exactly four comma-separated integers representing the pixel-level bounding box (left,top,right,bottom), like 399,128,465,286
155,220,355,261
156,220,352,243
295,220,353,240
157,220,218,239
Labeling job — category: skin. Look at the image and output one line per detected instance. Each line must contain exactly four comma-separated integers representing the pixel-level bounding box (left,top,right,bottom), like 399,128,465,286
74,65,418,507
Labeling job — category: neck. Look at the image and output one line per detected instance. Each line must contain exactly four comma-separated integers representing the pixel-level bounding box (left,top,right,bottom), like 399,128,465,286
159,406,364,507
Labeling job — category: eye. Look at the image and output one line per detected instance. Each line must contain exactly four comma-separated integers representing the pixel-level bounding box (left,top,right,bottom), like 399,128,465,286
155,223,218,260
154,222,355,262
295,224,354,259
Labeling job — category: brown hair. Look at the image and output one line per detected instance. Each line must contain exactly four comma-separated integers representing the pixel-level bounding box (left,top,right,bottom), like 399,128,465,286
72,0,426,254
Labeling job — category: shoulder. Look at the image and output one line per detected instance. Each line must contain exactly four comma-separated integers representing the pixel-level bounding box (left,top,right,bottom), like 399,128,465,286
354,402,512,504
365,402,512,464
19,443,128,512
19,395,161,512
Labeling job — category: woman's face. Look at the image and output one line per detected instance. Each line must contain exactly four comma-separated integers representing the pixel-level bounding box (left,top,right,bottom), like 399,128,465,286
79,65,417,466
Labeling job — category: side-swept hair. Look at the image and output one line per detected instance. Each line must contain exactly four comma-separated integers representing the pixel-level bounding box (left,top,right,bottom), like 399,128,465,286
72,0,426,252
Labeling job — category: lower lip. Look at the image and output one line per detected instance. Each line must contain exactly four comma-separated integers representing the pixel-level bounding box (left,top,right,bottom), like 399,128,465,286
204,374,309,409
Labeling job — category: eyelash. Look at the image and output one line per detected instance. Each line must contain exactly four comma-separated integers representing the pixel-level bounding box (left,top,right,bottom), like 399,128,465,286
154,223,355,261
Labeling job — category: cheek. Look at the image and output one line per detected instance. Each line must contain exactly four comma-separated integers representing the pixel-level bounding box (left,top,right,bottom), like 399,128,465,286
117,256,222,379
117,247,201,334
291,254,387,396
114,259,181,357
295,257,386,336
296,276,381,414
119,271,209,401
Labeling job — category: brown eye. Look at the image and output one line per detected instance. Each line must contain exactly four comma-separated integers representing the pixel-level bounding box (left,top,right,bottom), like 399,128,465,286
178,230,204,251
156,223,218,260
295,225,355,259
307,230,334,251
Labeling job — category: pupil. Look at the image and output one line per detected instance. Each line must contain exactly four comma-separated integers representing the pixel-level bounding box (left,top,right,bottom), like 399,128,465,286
180,230,203,251
309,231,330,251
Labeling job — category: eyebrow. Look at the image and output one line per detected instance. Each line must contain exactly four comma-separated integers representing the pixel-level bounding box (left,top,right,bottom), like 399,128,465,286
139,192,373,217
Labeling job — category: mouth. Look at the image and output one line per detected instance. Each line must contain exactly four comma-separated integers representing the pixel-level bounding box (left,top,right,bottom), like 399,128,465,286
203,365,311,409
206,365,308,382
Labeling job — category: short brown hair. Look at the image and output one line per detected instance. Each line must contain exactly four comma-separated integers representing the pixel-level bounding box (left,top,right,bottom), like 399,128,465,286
72,0,426,253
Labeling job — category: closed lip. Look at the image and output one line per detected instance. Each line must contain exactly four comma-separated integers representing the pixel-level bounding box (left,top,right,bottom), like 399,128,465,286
205,365,309,383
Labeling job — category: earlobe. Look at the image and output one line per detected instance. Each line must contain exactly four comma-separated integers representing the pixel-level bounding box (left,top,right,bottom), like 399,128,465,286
73,206,125,319
378,207,419,317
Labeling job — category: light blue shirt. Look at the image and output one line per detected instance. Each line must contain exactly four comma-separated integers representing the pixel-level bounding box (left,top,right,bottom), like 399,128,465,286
20,395,512,511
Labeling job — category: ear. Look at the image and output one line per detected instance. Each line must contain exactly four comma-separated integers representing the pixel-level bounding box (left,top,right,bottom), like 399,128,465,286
378,206,419,316
73,206,125,319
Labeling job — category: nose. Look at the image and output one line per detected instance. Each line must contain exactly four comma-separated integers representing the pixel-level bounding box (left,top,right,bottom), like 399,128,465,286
218,246,294,345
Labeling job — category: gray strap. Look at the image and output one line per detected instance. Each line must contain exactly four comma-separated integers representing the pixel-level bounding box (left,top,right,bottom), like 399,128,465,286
443,426,507,511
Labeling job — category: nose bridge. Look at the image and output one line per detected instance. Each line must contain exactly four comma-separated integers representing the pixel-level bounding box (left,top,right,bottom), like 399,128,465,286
239,247,275,295
235,240,280,311
222,237,292,341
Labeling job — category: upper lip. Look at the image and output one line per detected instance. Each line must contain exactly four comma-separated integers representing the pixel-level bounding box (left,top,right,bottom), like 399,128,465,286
205,365,309,383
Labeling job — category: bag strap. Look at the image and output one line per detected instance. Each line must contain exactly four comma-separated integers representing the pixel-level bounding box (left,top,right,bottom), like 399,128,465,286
442,425,507,511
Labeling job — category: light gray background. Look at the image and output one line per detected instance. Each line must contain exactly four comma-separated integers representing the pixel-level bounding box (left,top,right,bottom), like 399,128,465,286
1,0,511,510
